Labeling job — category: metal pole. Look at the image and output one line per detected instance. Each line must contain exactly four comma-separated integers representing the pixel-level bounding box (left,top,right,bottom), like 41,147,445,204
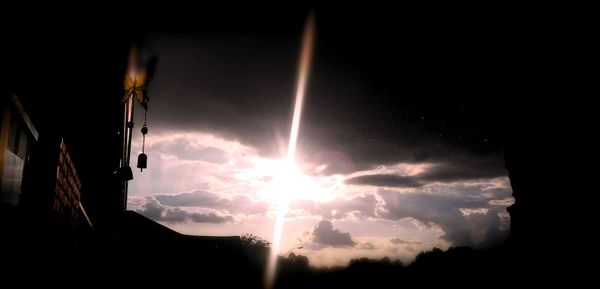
121,97,128,168
121,91,135,211
126,94,135,167
121,98,128,211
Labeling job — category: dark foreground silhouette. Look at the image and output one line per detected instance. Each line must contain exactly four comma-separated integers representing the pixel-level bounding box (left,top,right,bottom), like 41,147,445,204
1,210,528,289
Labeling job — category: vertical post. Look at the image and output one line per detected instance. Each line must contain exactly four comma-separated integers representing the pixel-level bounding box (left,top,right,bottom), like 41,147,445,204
121,98,128,212
126,95,135,168
121,92,134,211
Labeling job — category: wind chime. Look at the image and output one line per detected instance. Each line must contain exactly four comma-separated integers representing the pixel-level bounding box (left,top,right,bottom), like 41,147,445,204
138,110,148,171
120,43,156,189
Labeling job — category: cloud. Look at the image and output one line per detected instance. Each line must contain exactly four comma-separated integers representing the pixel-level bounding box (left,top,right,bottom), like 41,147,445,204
143,35,296,158
345,174,423,188
155,191,269,215
143,32,507,175
378,189,508,247
488,198,514,206
312,220,355,247
290,193,379,220
459,208,489,216
345,160,506,188
288,180,512,249
150,136,228,163
137,196,234,224
458,211,507,247
390,238,423,245
418,161,506,182
187,212,233,223
155,191,220,207
357,242,376,250
129,131,259,197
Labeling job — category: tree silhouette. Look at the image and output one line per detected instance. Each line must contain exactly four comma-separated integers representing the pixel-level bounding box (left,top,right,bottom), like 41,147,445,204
241,233,271,266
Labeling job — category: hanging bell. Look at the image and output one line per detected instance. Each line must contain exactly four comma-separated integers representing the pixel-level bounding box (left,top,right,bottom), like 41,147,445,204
116,166,134,181
137,153,147,171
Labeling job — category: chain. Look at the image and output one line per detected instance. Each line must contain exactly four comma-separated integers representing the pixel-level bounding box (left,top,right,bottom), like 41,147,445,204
141,109,148,153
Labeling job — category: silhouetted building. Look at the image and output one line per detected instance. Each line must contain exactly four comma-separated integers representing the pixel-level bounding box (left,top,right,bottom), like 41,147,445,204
21,135,93,229
53,138,93,228
0,94,38,207
1,93,94,232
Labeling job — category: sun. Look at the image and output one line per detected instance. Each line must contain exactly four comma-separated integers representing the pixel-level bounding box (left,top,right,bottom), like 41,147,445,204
249,157,342,205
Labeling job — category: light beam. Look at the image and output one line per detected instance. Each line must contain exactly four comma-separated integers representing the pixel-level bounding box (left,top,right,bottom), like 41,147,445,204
265,11,315,289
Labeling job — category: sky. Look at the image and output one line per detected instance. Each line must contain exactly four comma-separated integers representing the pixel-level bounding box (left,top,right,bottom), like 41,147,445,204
126,8,513,267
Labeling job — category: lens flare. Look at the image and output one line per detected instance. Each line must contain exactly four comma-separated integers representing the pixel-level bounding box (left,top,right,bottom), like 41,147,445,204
265,11,315,289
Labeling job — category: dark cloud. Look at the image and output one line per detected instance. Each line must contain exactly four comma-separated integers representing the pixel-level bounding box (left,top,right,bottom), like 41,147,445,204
186,212,234,223
379,190,486,222
150,136,228,163
345,174,423,188
462,209,505,247
155,191,269,215
297,127,447,175
137,196,233,223
143,35,296,157
141,17,508,173
481,186,513,198
290,185,511,248
312,220,355,247
418,161,506,183
156,191,219,207
378,189,508,247
345,160,506,188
